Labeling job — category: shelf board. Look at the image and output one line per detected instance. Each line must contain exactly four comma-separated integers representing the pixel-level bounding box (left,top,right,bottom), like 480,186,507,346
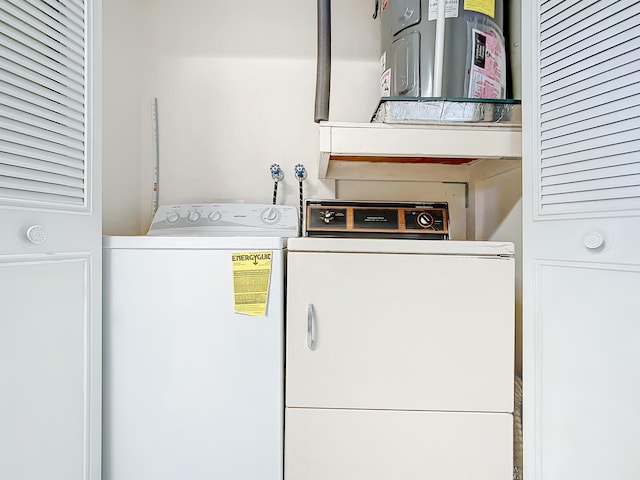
318,121,522,179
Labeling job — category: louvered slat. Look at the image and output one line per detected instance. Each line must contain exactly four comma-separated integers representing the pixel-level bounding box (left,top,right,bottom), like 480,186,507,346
541,197,638,215
540,0,600,27
541,140,640,169
0,66,84,116
1,105,84,142
0,164,84,189
543,149,640,177
0,11,84,75
0,44,84,104
0,140,84,170
58,0,85,24
542,116,640,150
24,0,85,31
542,174,640,195
0,25,84,82
0,0,86,210
541,24,640,84
540,0,620,41
4,0,84,55
542,102,640,140
0,79,84,124
0,91,84,132
0,118,84,153
541,129,638,159
0,175,84,198
0,187,83,206
542,186,640,205
541,9,638,68
541,77,640,125
542,163,640,187
541,48,638,101
0,151,84,179
538,0,640,215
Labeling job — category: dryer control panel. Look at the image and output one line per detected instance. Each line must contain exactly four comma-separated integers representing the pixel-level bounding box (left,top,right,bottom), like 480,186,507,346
147,203,299,237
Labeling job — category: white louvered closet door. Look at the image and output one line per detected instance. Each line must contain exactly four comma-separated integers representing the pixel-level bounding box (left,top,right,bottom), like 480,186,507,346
0,1,101,480
522,1,640,480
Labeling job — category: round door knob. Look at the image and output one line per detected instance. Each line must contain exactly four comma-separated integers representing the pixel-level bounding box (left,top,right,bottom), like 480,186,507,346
583,231,604,250
186,211,201,223
26,225,47,245
208,211,222,223
166,211,181,224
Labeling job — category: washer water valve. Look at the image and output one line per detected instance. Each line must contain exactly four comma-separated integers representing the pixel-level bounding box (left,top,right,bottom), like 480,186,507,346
294,164,307,235
270,163,284,205
294,163,307,181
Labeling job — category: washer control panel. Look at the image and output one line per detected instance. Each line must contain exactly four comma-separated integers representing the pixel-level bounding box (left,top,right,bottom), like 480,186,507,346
147,203,299,237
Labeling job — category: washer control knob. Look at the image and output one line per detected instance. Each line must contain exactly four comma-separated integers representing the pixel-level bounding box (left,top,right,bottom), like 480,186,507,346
166,211,181,224
262,207,281,224
208,210,222,223
583,231,604,250
416,212,434,228
26,225,47,245
186,211,201,223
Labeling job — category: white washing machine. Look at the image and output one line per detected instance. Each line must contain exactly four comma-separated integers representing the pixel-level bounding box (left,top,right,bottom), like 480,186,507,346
102,204,298,480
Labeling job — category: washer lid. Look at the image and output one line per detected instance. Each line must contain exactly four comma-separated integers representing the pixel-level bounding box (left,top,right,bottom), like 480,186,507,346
103,235,287,250
287,238,514,256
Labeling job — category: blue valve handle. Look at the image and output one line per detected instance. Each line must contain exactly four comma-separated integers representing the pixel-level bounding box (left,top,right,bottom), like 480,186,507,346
270,163,284,182
294,163,307,181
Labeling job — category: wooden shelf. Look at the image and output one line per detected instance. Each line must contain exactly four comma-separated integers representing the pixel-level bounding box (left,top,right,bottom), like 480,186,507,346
318,121,522,180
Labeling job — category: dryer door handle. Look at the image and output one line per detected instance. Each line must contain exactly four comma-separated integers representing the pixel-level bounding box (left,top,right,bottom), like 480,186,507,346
307,304,315,350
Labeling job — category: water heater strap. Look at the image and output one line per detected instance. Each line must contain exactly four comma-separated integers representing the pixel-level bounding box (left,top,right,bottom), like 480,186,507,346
433,0,447,96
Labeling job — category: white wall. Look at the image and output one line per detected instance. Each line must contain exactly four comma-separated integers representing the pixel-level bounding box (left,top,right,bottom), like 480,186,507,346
103,0,381,234
472,165,523,375
103,0,147,234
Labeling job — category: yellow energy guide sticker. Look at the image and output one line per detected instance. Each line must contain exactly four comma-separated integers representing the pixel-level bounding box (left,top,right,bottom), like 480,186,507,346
232,251,272,316
464,0,495,18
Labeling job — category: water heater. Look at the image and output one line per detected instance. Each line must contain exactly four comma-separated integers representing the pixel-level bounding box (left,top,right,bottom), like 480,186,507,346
379,0,507,99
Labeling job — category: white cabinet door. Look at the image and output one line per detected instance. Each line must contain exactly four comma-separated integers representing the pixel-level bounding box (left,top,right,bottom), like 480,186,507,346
522,1,640,479
286,251,514,412
0,2,102,479
285,407,512,480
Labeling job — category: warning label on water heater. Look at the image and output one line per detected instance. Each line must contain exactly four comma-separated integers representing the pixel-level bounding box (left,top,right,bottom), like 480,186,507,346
428,0,459,21
464,0,495,18
468,28,506,99
231,251,272,316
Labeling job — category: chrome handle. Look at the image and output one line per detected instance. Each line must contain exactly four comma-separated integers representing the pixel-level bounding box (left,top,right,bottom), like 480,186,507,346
307,304,315,350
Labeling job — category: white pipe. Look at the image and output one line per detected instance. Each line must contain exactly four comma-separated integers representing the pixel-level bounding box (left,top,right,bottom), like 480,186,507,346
151,98,160,215
433,0,446,97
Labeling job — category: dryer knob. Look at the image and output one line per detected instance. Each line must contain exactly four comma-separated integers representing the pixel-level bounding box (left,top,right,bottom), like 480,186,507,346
416,212,434,228
187,211,201,223
166,211,181,224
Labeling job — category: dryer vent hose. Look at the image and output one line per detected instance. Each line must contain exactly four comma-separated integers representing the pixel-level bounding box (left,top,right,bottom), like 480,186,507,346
314,0,331,123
